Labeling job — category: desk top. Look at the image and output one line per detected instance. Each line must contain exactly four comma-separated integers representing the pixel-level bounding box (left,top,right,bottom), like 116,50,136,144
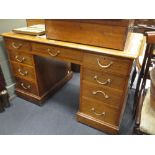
1,32,144,59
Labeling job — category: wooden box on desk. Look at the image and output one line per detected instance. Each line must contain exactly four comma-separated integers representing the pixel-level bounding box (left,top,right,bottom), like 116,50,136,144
45,19,134,50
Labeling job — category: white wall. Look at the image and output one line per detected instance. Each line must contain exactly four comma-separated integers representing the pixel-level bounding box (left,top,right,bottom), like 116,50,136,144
0,19,26,97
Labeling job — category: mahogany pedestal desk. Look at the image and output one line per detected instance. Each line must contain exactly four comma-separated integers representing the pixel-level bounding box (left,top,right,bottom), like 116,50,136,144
1,32,143,134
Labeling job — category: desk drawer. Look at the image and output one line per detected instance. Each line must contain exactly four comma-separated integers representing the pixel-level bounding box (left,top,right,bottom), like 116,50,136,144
31,43,82,62
15,77,38,96
80,97,120,126
82,81,123,108
82,68,127,91
8,51,34,66
83,53,132,76
5,38,31,52
11,62,36,81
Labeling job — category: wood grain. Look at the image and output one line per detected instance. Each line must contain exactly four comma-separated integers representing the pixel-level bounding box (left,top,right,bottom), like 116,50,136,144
31,42,83,63
26,19,45,26
15,77,39,96
4,38,31,52
1,32,144,59
82,68,127,91
82,81,123,108
8,50,34,66
83,52,132,76
1,30,143,134
77,112,119,134
10,61,36,82
45,19,129,50
80,96,120,126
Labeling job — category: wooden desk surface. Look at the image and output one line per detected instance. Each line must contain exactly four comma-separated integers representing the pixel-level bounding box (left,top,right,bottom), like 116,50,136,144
1,32,144,59
1,31,144,134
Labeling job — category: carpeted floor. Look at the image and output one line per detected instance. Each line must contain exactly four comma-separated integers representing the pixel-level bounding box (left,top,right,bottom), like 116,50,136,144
0,73,135,135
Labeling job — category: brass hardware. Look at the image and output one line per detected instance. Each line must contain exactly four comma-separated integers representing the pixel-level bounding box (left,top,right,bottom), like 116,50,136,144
12,42,22,49
67,70,71,74
18,68,28,76
92,90,109,99
15,55,25,63
94,75,111,85
47,48,60,57
97,58,113,68
91,108,106,116
20,83,31,90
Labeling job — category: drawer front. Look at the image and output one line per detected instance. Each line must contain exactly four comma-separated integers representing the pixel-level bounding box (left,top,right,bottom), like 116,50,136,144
11,62,36,81
82,81,123,108
31,43,82,62
15,77,38,96
82,68,127,91
80,97,120,126
83,53,132,76
8,51,34,66
5,38,31,51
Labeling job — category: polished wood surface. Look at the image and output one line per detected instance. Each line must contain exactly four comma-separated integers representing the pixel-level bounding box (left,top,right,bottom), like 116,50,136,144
146,31,155,44
82,68,127,91
31,42,83,64
83,52,132,76
82,81,123,108
45,20,130,50
77,112,119,134
1,31,143,134
3,35,72,106
8,50,34,66
80,97,120,126
11,61,36,82
1,32,143,59
48,19,133,26
4,38,31,52
15,77,39,96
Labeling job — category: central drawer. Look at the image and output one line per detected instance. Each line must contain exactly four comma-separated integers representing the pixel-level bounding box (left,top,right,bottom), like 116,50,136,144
80,97,120,126
11,62,36,82
83,53,132,76
82,81,124,108
31,42,82,63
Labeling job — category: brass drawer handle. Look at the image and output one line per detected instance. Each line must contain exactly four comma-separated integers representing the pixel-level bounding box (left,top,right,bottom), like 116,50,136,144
92,90,109,99
91,108,106,116
97,58,113,68
12,42,22,49
15,55,25,63
18,68,28,76
20,83,31,90
47,48,60,57
94,75,111,85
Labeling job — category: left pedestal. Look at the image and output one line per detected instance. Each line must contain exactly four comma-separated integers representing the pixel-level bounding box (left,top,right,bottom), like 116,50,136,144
4,37,72,105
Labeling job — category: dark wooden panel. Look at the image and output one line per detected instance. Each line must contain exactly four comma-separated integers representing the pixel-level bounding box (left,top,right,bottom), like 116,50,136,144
15,77,39,96
34,56,71,96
